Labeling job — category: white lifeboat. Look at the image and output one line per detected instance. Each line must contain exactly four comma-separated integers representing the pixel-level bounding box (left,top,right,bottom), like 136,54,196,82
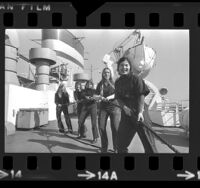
123,43,156,78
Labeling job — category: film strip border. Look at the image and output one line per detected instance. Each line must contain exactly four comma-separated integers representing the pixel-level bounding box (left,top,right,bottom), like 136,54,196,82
0,11,196,27
0,2,199,28
0,154,200,181
0,2,199,181
0,155,199,180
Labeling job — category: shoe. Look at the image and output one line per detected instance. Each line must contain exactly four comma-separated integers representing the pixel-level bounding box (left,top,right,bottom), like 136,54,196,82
68,129,73,134
58,129,65,133
91,138,98,144
97,148,107,153
113,147,118,153
77,135,86,139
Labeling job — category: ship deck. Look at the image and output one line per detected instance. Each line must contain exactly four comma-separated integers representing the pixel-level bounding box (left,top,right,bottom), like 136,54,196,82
5,116,189,153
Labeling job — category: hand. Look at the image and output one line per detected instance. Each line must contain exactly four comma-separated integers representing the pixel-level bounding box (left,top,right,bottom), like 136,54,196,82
97,96,105,102
77,99,82,103
57,104,62,107
106,80,115,89
87,96,95,101
102,97,109,102
96,96,103,101
123,106,132,116
90,97,95,101
137,112,144,122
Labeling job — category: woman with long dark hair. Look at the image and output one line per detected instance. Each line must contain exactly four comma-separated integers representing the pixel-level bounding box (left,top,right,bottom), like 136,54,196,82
55,83,73,134
115,57,155,153
77,80,99,144
96,67,121,153
74,82,87,137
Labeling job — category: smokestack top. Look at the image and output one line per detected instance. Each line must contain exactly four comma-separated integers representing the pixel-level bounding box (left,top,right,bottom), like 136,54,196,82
29,48,57,66
73,73,90,81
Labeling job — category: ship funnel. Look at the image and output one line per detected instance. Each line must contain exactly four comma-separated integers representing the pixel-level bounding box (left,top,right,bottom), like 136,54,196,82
73,73,90,82
29,48,56,90
5,34,20,86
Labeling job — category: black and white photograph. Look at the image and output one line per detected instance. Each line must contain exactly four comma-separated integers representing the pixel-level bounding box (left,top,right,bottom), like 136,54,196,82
5,29,189,153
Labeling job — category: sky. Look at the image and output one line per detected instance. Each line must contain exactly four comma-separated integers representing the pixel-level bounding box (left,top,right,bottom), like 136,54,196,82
9,29,189,102
69,29,189,102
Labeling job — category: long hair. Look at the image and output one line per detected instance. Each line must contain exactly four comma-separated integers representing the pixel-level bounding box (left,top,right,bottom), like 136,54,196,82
85,80,94,89
101,67,114,84
75,82,81,91
57,83,67,95
57,83,63,91
99,67,115,96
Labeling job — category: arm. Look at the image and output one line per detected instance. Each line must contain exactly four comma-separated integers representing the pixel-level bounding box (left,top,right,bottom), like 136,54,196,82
74,91,78,101
106,94,115,100
74,91,82,103
93,82,102,100
55,93,61,107
95,82,101,95
102,80,115,101
138,95,145,114
135,77,146,121
115,98,132,116
82,90,93,101
117,97,144,121
82,91,88,100
63,92,70,105
55,93,58,105
66,93,70,104
90,89,97,100
107,80,115,89
137,95,145,122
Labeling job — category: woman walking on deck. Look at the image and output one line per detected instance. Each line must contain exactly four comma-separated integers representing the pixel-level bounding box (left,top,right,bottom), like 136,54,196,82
77,80,99,144
74,82,87,137
55,83,73,134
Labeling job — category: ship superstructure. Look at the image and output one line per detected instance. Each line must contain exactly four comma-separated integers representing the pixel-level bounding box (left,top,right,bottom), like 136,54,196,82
5,29,90,135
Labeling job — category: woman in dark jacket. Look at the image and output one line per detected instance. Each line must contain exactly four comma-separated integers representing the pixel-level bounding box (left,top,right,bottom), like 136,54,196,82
115,57,155,153
74,82,87,137
55,83,73,134
96,67,121,153
77,80,99,144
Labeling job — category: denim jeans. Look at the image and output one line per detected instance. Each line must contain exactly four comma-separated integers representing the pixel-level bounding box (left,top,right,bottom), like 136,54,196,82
77,103,87,136
78,103,99,139
116,110,156,153
56,105,73,131
98,104,121,152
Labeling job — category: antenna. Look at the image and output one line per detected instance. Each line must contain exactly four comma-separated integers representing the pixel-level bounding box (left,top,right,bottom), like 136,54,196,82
30,39,41,45
73,37,85,41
